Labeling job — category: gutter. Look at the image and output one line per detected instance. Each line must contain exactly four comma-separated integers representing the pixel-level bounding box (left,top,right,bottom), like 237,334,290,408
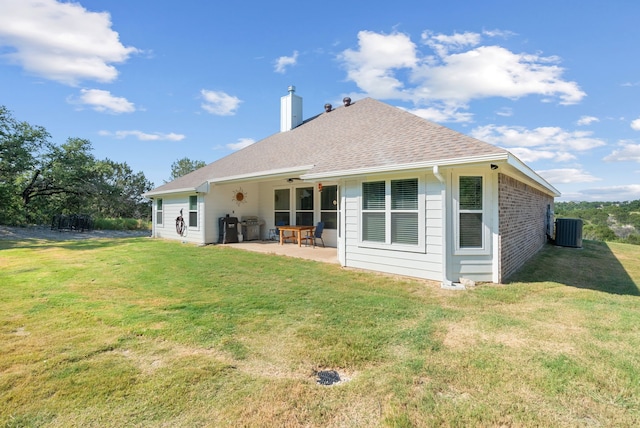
143,184,207,198
302,153,509,180
506,154,561,197
208,165,315,184
433,165,459,289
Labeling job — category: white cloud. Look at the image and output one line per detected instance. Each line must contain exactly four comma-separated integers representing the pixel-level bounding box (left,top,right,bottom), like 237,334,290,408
536,168,601,184
70,89,135,114
603,142,640,162
227,138,255,151
496,107,513,117
200,90,242,116
339,31,418,99
100,130,185,141
508,147,575,163
481,29,517,39
576,116,599,126
575,184,640,202
416,45,584,105
0,0,138,86
421,30,481,57
274,51,299,73
403,106,474,123
472,124,606,153
631,118,640,130
338,30,585,120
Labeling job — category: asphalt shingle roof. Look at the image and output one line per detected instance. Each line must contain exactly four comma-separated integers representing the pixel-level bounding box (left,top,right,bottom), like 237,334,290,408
149,97,508,194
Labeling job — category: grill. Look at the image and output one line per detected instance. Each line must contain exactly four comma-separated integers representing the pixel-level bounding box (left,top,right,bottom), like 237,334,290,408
241,216,264,241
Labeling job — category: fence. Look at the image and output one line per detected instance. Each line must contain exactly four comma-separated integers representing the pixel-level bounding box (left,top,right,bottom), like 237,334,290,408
51,214,94,232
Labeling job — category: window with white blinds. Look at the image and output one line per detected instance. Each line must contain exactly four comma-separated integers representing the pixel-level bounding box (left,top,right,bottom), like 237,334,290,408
391,179,418,245
362,178,419,246
458,176,483,248
362,181,385,242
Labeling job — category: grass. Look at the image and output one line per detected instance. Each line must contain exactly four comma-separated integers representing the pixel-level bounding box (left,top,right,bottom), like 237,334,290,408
1,238,640,427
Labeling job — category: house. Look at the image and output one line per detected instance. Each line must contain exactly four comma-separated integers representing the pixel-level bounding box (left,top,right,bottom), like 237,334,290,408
144,87,559,285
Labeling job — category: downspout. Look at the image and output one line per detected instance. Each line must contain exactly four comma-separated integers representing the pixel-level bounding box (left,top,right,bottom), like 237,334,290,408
433,166,454,288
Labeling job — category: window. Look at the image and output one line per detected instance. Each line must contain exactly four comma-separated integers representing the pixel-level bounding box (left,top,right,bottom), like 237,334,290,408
391,179,418,245
320,185,337,229
362,181,385,242
274,188,290,226
156,199,163,225
295,187,314,225
458,176,483,248
361,178,420,247
189,195,198,228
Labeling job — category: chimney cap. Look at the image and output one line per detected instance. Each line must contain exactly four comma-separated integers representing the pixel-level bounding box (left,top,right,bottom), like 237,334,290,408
288,85,296,93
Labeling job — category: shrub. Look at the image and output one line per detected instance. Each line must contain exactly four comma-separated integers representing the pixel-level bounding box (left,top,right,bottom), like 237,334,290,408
93,217,151,231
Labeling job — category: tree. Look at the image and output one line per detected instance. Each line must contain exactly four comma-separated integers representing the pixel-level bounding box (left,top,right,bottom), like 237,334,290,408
1,105,155,225
19,138,98,222
0,106,51,224
168,157,206,182
93,159,153,218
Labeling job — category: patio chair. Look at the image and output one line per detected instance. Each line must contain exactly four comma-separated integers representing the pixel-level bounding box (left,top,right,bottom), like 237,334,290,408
302,222,325,248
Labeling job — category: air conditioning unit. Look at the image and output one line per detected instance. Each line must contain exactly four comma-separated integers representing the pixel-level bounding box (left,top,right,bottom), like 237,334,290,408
555,218,583,248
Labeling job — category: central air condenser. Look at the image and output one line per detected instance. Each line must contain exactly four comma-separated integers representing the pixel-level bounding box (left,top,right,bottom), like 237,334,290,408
555,218,583,248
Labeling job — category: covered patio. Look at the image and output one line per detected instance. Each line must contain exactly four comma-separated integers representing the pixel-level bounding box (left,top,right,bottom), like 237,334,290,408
220,240,338,264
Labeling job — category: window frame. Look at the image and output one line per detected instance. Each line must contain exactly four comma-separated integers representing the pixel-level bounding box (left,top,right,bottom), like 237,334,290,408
295,186,315,226
274,187,291,226
320,184,338,230
156,198,163,226
359,176,425,253
454,172,490,255
188,195,198,229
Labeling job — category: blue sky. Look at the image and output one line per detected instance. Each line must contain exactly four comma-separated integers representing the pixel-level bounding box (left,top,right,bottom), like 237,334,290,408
1,0,639,201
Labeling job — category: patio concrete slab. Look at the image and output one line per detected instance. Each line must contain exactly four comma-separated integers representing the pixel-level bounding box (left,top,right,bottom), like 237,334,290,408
220,240,339,264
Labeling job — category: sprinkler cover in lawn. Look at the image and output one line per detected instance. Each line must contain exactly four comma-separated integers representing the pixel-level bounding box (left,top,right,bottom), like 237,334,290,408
316,370,340,385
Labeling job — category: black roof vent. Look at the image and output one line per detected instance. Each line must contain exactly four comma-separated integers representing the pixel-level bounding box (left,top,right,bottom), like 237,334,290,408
343,97,352,107
324,103,332,112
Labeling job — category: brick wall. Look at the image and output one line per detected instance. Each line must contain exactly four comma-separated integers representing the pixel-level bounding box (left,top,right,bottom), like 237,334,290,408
498,174,554,282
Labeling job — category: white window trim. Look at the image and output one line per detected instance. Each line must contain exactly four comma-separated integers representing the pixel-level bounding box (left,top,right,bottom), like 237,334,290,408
319,184,338,230
188,195,199,230
156,198,164,227
358,176,426,253
274,187,292,226
453,171,491,256
294,185,315,225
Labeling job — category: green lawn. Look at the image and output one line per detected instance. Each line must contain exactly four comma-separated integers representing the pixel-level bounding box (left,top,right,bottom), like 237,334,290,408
1,238,639,427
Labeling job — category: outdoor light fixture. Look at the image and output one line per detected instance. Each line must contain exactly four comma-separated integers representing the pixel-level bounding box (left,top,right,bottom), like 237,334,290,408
491,164,499,170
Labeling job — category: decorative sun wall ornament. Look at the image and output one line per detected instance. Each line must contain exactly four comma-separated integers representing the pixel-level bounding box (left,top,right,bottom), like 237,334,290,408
232,188,247,205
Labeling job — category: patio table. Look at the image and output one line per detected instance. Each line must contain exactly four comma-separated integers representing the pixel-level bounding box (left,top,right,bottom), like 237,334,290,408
278,225,315,247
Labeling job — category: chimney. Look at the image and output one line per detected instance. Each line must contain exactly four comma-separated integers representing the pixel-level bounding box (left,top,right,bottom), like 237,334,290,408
280,85,303,132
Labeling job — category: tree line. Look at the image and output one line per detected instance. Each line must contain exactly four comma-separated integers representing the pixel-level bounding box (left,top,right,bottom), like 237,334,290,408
0,106,154,226
555,200,640,245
